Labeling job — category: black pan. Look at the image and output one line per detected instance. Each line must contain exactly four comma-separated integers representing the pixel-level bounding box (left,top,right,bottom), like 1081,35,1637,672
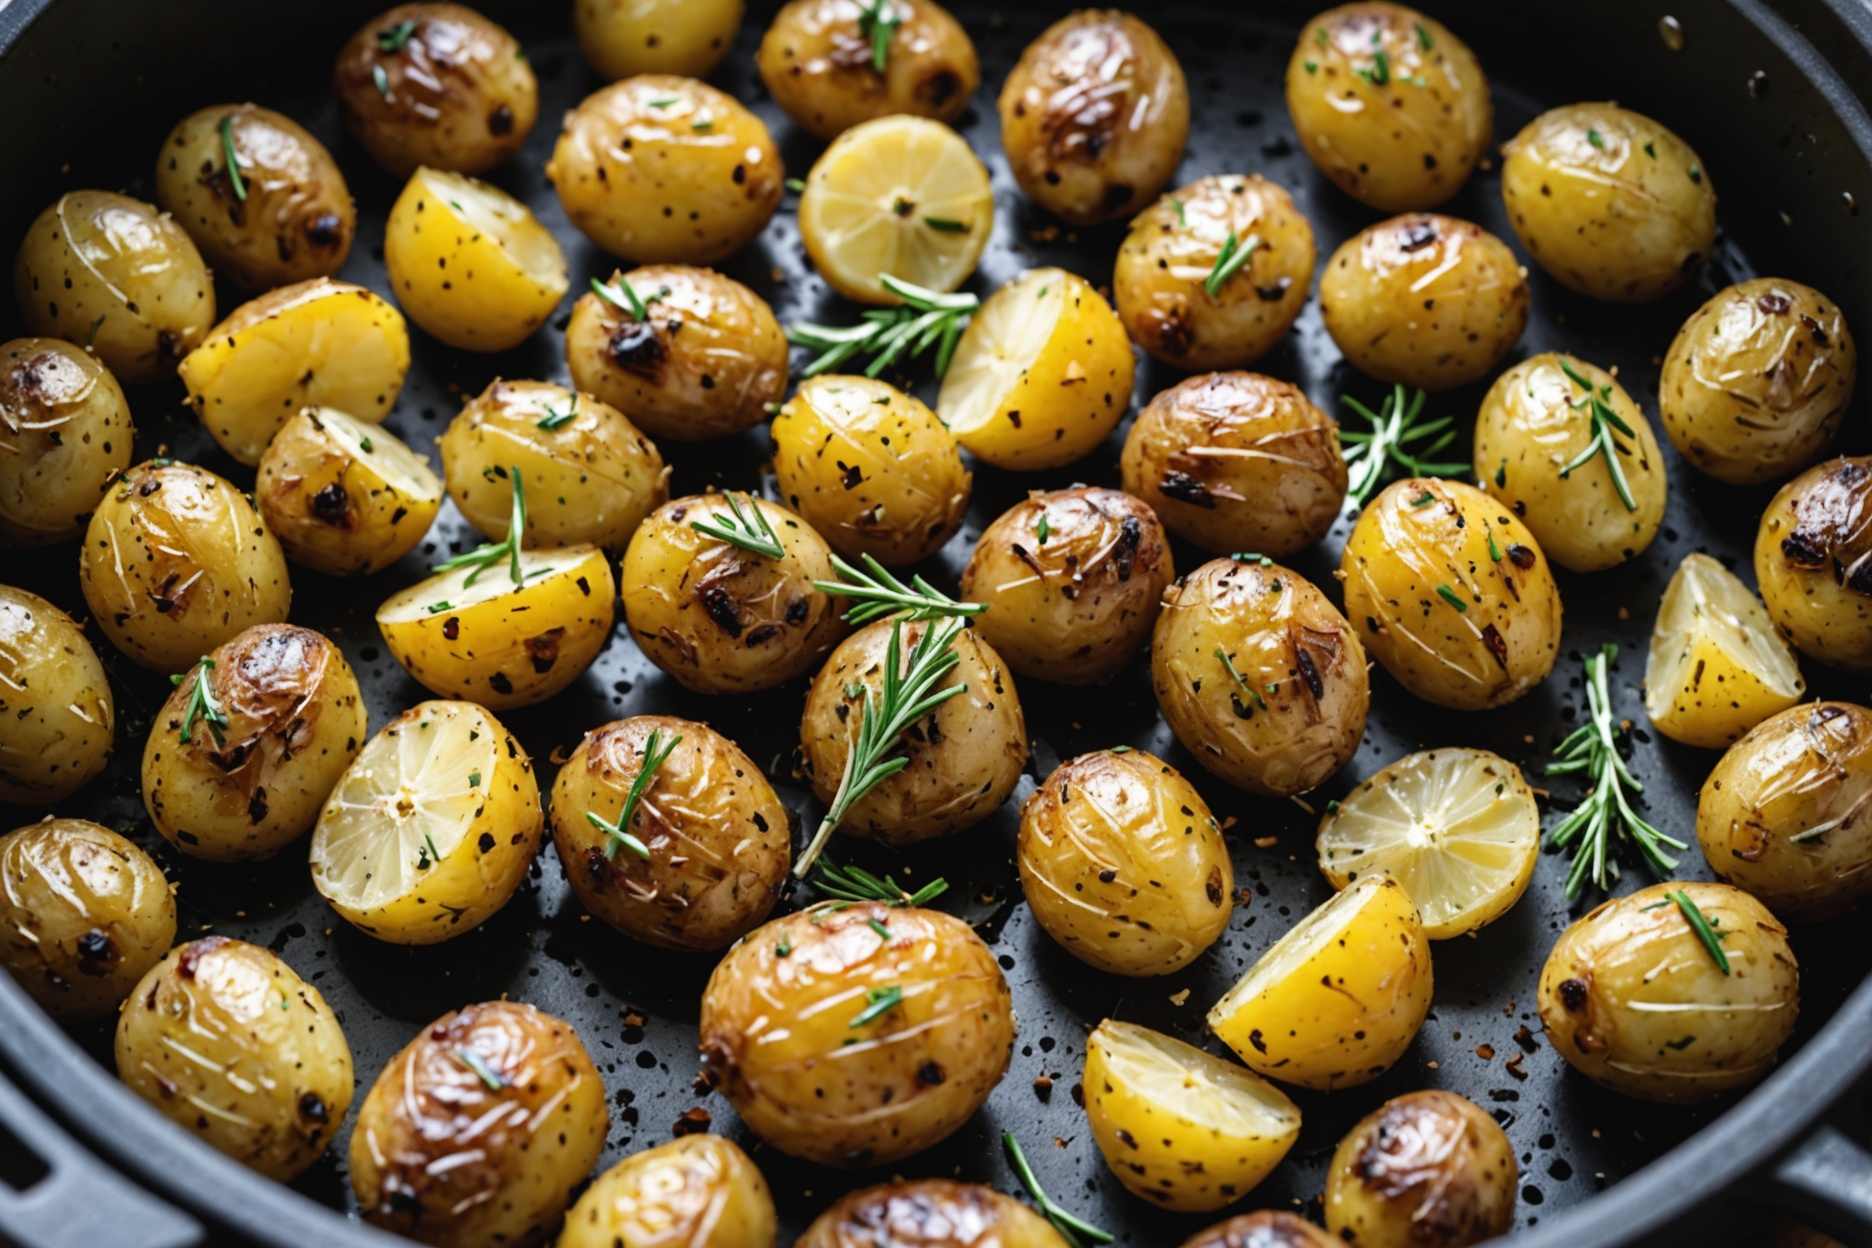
3,1,1872,1245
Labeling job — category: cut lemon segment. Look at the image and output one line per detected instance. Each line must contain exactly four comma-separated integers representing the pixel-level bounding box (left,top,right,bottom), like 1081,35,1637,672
798,115,992,305
937,267,1135,470
1645,552,1805,749
1084,1020,1300,1212
1315,748,1538,939
310,700,543,945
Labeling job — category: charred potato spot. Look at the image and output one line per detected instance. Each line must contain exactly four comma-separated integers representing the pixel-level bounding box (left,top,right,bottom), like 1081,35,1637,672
1755,456,1872,668
758,0,981,140
0,338,132,545
1324,1090,1517,1248
256,408,442,576
798,1179,1062,1247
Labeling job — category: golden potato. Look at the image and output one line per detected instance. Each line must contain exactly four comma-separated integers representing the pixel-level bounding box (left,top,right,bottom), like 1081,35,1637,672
0,586,113,806
1323,1091,1516,1248
699,902,1014,1165
255,407,442,576
799,1180,1065,1248
1179,1214,1336,1248
562,1135,775,1248
80,461,292,673
576,0,745,79
1755,456,1872,669
1644,552,1804,750
0,819,174,1021
0,338,132,545
758,0,979,140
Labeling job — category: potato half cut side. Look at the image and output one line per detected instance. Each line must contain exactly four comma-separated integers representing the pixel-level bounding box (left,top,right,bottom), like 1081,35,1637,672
1645,552,1805,749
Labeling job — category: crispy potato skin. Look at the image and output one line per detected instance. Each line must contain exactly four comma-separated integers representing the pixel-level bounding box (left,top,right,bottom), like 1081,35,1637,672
576,0,746,79
798,1179,1066,1247
1179,1213,1336,1248
116,936,354,1181
0,338,132,545
1323,1090,1516,1248
1755,456,1872,669
1537,881,1799,1102
0,819,174,1021
561,1135,776,1248
350,1001,607,1247
699,903,1015,1166
758,0,979,140
257,408,442,576
0,587,114,806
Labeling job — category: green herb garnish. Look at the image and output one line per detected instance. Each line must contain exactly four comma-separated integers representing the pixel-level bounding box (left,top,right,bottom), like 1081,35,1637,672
1035,512,1051,544
690,491,784,559
1670,889,1730,974
1586,127,1606,149
536,395,577,430
591,274,650,320
1556,359,1639,511
376,18,417,52
453,1048,506,1091
856,0,901,72
866,918,893,942
810,859,949,907
1435,584,1467,612
923,216,968,233
787,275,977,379
849,984,903,1028
585,728,682,861
1203,230,1263,297
1355,47,1391,86
371,63,391,99
1216,648,1267,710
219,115,247,202
813,551,985,625
1340,385,1465,509
432,469,528,586
171,656,228,747
1415,21,1433,51
1004,1131,1115,1247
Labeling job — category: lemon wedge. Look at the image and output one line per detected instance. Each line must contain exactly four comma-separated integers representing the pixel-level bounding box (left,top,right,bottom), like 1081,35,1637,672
1645,552,1805,748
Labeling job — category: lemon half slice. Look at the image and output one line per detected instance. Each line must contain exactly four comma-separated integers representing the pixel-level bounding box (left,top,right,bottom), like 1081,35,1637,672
1645,552,1805,749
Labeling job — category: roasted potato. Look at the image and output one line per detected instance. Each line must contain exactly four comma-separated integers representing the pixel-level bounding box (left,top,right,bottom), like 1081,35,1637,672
1341,478,1562,710
1323,1090,1516,1248
1660,278,1857,485
998,10,1189,224
562,1135,776,1248
1473,353,1668,572
799,1180,1064,1248
700,902,1014,1165
1320,214,1528,391
0,586,114,806
758,0,979,140
334,3,538,176
350,1001,607,1246
1122,372,1346,558
80,461,292,672
549,75,784,264
1179,1214,1336,1248
256,407,443,576
576,0,745,79
1538,881,1799,1102
1755,456,1872,669
1152,555,1369,796
0,338,132,545
1502,102,1716,302
142,624,366,862
0,819,174,1021
116,937,353,1181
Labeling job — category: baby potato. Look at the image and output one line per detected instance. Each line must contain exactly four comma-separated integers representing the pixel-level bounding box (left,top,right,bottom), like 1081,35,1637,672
1180,1214,1336,1248
0,819,174,1021
1286,4,1492,212
80,461,292,673
1121,372,1346,558
772,375,970,565
334,4,538,176
700,902,1014,1166
621,494,846,694
1538,881,1799,1102
1152,556,1369,797
562,1135,775,1248
1661,278,1857,485
1320,214,1528,391
566,265,787,442
549,75,784,264
759,0,978,140
0,586,114,806
997,10,1189,224
1323,1090,1516,1248
141,624,366,862
256,407,442,576
1114,175,1316,371
1473,353,1668,573
801,619,1026,846
14,190,214,383
155,103,354,291
1209,874,1432,1090
351,1001,606,1247
179,278,411,466
799,1180,1064,1248
1018,749,1230,976
0,338,132,545
1755,456,1872,669
1502,102,1716,302
1341,478,1562,711
576,0,745,79
1698,702,1872,920
116,936,353,1181
439,378,666,550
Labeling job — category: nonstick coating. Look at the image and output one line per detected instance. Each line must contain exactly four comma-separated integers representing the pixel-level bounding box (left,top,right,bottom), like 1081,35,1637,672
4,1,1872,1244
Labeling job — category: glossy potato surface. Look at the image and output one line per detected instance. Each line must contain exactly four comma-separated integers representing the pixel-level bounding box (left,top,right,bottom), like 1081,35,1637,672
1755,456,1872,669
576,0,746,79
1323,1090,1516,1248
1179,1213,1336,1248
561,1135,777,1248
0,338,132,545
758,0,980,139
256,407,442,576
0,586,114,806
798,1180,1066,1248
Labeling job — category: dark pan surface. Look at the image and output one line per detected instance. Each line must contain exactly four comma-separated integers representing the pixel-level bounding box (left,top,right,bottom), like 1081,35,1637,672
5,1,1872,1243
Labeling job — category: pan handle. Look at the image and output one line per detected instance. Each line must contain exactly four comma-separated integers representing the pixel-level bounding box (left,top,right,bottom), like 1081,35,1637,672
1766,1123,1872,1244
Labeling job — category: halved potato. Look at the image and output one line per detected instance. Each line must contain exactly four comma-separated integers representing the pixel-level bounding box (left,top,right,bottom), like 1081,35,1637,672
1645,553,1804,749
256,407,442,576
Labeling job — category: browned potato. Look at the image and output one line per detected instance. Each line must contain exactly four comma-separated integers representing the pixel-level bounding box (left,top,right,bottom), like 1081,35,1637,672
0,586,114,807
799,1180,1066,1247
562,1136,776,1248
575,0,746,80
0,338,132,545
255,407,443,576
757,0,980,140
1180,1214,1336,1248
1755,456,1872,668
1323,1090,1516,1248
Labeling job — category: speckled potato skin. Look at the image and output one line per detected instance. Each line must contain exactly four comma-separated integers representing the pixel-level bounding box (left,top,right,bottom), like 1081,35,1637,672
116,937,354,1181
350,1001,607,1247
79,461,293,673
576,0,746,79
1502,102,1716,302
13,190,214,383
549,75,784,264
1341,478,1562,710
1473,354,1668,573
699,903,1015,1166
0,339,132,545
565,265,787,442
1323,1090,1515,1248
1122,372,1346,558
1320,214,1528,390
334,3,538,176
0,819,174,1021
1698,702,1872,920
799,1180,1068,1248
772,375,971,566
621,494,846,694
1178,1213,1337,1248
1286,4,1492,212
757,0,980,140
0,587,114,806
561,1135,776,1248
256,408,442,576
142,625,366,862
1754,457,1872,669
1661,278,1856,485
961,487,1172,684
1538,881,1799,1102
997,10,1189,225
1152,556,1368,796
801,620,1026,845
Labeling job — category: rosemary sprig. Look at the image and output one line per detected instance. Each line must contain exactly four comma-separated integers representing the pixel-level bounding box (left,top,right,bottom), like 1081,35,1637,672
856,0,901,72
1003,1131,1115,1248
452,1047,506,1091
170,656,229,747
432,469,526,587
1556,359,1639,512
690,491,783,559
813,551,985,625
848,984,903,1028
584,728,682,861
1204,231,1263,297
786,275,977,380
1340,385,1467,508
811,859,949,907
219,115,247,202
536,395,577,431
376,18,417,51
590,275,661,321
1670,889,1730,974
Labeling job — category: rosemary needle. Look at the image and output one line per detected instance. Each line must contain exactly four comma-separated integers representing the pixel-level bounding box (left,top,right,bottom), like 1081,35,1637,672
219,115,247,202
1003,1131,1115,1247
585,728,682,861
786,275,977,380
1555,359,1640,511
1203,230,1263,297
171,656,229,747
813,551,985,625
690,491,784,559
1670,889,1730,974
1339,385,1467,509
848,985,902,1028
811,859,949,907
432,469,527,587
